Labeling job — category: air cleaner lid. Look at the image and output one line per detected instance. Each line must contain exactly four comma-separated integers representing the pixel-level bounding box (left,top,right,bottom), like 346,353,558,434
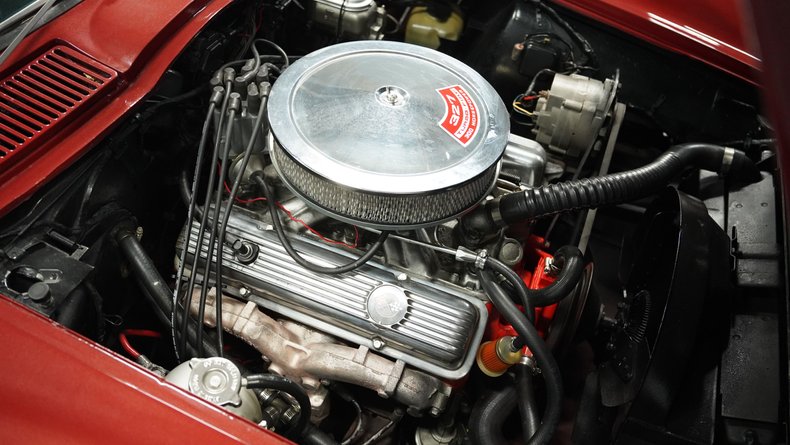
267,41,509,195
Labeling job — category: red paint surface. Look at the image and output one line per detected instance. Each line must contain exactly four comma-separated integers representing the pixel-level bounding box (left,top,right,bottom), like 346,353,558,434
0,46,118,170
0,1,294,442
486,236,558,342
0,0,232,217
528,255,559,337
0,0,778,441
555,0,760,84
0,296,291,444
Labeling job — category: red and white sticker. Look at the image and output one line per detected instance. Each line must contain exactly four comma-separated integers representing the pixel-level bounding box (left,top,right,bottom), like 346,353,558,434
436,85,480,147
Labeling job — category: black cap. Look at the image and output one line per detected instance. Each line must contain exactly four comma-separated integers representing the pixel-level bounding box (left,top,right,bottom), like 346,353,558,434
28,282,51,304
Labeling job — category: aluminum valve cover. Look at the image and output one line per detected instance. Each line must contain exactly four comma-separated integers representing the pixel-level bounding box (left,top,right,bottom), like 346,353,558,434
267,41,509,229
183,210,488,380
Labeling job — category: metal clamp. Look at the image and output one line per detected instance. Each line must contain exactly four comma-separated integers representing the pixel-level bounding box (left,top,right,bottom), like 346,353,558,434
519,355,540,375
455,246,489,269
489,197,504,226
720,146,736,175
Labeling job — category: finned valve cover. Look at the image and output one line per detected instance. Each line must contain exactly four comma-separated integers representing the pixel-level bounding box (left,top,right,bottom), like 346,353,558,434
267,41,509,229
183,211,489,380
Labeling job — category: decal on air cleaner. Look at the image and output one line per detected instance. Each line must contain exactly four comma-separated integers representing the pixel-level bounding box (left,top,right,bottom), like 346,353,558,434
436,85,479,147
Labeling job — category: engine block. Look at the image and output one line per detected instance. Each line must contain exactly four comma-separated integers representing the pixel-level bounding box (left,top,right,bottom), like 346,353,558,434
183,210,487,380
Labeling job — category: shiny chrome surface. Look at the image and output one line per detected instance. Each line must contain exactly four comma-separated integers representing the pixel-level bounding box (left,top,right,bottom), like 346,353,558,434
269,41,508,193
271,140,500,229
501,133,548,187
267,41,508,229
183,210,487,380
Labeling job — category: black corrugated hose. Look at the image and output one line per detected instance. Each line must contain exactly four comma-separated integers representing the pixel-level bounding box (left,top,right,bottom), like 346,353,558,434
464,143,761,234
501,143,759,222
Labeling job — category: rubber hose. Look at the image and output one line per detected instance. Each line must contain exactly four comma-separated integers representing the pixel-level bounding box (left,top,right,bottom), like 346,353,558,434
498,143,759,223
485,254,534,323
245,374,311,440
468,385,517,445
116,228,179,324
115,227,219,357
479,269,563,445
529,245,584,307
516,364,541,440
302,424,339,445
468,369,540,445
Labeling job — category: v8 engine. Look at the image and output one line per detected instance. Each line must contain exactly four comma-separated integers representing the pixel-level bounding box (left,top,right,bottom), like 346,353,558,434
0,1,780,444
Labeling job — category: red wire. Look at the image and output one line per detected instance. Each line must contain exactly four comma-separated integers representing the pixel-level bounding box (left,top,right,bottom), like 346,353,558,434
255,7,264,33
223,180,360,248
274,200,361,249
119,329,161,359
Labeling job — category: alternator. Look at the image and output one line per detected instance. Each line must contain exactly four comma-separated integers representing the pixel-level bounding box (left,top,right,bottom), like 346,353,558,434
533,72,618,160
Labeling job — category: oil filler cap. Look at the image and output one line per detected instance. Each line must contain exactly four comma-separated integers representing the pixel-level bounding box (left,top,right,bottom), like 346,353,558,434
268,41,509,229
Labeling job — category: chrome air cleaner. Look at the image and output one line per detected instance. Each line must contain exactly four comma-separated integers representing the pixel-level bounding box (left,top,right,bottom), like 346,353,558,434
267,41,509,229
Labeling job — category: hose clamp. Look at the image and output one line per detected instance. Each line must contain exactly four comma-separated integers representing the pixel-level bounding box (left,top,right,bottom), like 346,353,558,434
455,247,489,269
721,147,736,175
474,250,488,270
519,355,540,375
489,197,504,226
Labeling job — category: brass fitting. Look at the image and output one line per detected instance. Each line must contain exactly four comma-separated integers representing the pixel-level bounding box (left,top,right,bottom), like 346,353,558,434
476,336,523,377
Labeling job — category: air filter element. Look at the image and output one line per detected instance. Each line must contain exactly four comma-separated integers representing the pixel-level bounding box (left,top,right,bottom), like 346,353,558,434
267,41,509,229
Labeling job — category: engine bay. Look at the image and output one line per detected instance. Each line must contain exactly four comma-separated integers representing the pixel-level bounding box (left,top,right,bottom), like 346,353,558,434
0,1,783,444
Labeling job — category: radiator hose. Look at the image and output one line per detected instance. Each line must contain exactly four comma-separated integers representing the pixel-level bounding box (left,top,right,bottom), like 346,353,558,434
531,245,583,307
468,385,517,445
478,264,563,445
462,143,760,235
468,366,540,445
114,225,220,358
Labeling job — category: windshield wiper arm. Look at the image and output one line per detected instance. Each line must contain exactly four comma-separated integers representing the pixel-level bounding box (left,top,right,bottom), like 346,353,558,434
0,0,58,70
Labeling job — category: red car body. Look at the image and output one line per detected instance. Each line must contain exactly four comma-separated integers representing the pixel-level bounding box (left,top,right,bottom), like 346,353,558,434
0,0,785,443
